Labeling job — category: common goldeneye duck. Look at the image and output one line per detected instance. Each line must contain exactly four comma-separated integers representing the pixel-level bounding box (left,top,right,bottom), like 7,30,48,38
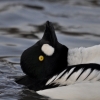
16,21,68,90
16,21,100,100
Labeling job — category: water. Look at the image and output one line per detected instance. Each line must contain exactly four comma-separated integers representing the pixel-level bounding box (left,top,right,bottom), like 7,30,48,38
0,0,100,100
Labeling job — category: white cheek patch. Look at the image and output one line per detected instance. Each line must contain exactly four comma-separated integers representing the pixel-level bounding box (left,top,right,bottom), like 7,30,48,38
41,44,55,56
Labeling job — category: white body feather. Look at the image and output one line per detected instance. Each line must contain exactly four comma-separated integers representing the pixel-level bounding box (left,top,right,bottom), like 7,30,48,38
68,45,100,65
37,45,100,100
37,81,100,100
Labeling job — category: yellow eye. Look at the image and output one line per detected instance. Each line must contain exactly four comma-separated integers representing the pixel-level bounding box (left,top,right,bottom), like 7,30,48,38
39,55,44,61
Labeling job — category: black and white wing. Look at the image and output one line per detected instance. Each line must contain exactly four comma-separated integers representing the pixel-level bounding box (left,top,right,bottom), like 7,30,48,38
46,63,100,86
39,63,100,100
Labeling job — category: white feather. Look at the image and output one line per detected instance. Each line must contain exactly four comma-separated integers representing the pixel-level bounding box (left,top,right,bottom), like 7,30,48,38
68,45,100,65
68,47,83,65
75,69,83,80
86,70,99,81
53,67,75,85
77,69,91,82
37,81,100,100
46,75,57,85
41,44,54,56
65,71,77,85
92,72,100,81
54,69,66,80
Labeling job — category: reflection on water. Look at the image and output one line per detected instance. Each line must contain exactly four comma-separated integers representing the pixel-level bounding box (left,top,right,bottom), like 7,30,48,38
0,0,100,100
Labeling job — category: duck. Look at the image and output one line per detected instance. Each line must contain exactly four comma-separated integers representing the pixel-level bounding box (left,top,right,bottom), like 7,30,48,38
16,21,100,100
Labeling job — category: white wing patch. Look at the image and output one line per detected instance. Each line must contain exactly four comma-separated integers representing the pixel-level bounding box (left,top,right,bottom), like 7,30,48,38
46,67,75,85
86,70,99,81
41,44,54,56
55,67,75,85
46,67,100,86
77,69,91,82
55,69,66,80
91,71,100,81
46,75,57,85
75,69,83,80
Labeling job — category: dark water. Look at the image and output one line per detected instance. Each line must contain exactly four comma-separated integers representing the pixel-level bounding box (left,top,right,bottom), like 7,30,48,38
0,0,100,100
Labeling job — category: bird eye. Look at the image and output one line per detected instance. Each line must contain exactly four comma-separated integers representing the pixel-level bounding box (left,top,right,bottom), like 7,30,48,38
39,55,44,61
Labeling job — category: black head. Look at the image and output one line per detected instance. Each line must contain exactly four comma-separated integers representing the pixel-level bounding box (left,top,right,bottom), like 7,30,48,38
21,21,68,82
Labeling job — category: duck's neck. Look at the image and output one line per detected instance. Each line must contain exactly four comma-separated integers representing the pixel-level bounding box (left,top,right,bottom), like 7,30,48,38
68,45,100,66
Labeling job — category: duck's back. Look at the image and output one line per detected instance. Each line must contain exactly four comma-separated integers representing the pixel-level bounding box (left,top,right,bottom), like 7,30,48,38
68,45,100,66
